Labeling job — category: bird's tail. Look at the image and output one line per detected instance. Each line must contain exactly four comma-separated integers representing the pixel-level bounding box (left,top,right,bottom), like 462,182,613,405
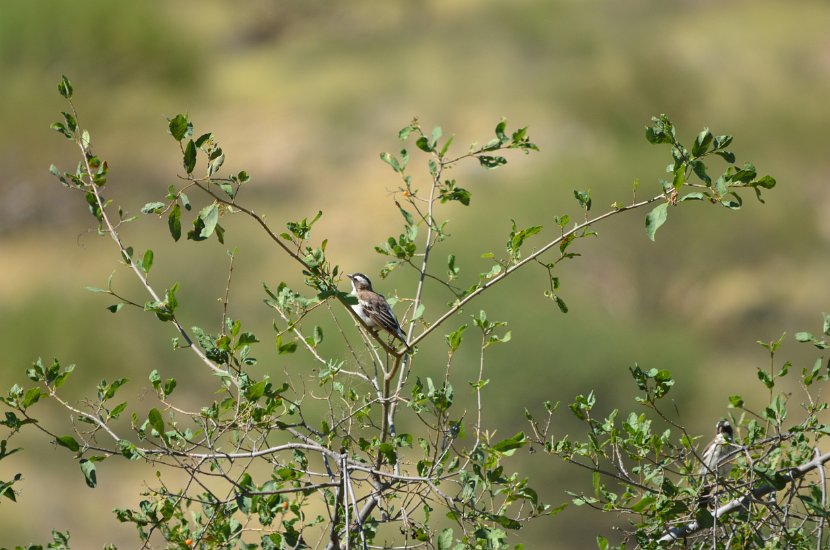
396,329,411,351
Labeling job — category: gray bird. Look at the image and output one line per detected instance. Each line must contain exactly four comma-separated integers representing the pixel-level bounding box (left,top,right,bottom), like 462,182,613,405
700,420,736,477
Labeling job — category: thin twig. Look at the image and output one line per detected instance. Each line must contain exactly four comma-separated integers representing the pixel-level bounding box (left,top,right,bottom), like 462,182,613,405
816,447,827,550
68,102,236,386
410,194,666,347
659,449,830,543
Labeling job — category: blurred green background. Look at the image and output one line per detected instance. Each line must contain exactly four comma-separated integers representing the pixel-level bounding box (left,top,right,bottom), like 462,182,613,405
1,0,829,547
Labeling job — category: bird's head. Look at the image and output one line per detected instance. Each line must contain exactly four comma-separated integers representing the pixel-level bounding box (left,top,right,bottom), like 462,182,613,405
347,273,373,292
715,420,733,439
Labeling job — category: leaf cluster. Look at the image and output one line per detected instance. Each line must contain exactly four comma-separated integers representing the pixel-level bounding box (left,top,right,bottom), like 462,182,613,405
0,76,786,549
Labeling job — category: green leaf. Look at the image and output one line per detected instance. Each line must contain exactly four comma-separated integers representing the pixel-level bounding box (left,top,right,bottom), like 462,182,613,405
219,226,231,246
714,134,733,149
692,128,713,157
491,432,526,455
645,202,669,241
107,303,124,313
437,528,454,550
168,203,182,241
732,162,757,183
645,114,675,144
277,335,297,355
149,369,161,390
438,183,471,206
690,159,711,185
495,118,508,143
482,264,502,279
752,175,776,189
398,204,414,226
631,494,656,513
208,146,225,172
430,126,443,149
244,380,267,401
415,136,432,152
478,155,507,169
412,303,425,321
398,124,417,141
168,114,191,141
378,442,397,465
573,189,592,211
49,164,70,186
446,324,467,352
79,459,97,488
56,435,80,453
438,135,454,158
672,166,686,190
109,402,128,419
141,202,166,214
147,408,165,440
0,475,20,502
183,140,197,173
144,284,179,322
118,439,143,460
50,122,73,139
757,368,774,389
486,330,511,348
493,515,522,530
21,387,42,409
509,222,543,253
380,151,402,173
447,254,460,280
199,203,219,238
715,150,736,163
194,132,213,149
53,363,75,389
84,285,109,294
140,249,154,274
57,75,73,99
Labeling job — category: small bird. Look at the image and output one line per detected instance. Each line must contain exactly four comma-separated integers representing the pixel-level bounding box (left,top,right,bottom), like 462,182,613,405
346,273,408,348
699,420,736,477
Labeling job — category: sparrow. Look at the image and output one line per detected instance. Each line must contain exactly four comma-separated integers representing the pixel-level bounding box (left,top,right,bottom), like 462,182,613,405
346,273,409,348
699,420,737,477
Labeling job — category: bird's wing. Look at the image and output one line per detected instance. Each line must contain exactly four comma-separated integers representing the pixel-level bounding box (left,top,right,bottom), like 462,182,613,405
364,298,406,341
699,439,719,475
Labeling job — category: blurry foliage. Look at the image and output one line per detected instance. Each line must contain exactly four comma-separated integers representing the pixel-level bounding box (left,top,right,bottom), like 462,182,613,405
0,73,782,549
0,0,197,89
0,1,829,548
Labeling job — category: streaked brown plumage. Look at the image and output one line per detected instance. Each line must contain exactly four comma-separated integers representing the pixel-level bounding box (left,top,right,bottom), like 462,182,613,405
347,273,408,347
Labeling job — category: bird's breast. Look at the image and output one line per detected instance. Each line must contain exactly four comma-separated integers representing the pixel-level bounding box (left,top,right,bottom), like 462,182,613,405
351,303,376,327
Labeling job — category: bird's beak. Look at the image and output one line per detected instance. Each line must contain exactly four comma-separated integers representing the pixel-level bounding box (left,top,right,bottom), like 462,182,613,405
346,273,354,280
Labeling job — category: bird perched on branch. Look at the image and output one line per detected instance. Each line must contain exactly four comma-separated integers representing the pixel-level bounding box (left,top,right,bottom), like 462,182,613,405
697,419,738,508
700,420,737,477
346,272,408,349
